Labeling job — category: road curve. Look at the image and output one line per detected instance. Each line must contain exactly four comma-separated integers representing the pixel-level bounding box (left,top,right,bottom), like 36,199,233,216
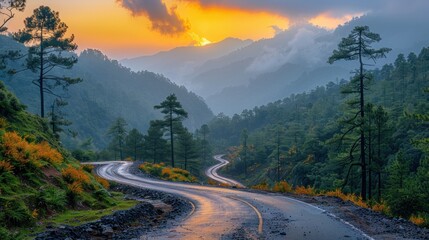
205,154,245,188
93,161,371,239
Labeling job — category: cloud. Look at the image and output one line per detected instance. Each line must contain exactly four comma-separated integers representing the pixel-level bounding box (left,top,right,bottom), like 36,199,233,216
245,25,332,74
117,0,189,35
180,0,429,22
270,25,284,36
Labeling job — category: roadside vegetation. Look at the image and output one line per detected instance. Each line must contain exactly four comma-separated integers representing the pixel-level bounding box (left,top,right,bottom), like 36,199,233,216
139,162,198,183
0,82,133,238
210,28,429,227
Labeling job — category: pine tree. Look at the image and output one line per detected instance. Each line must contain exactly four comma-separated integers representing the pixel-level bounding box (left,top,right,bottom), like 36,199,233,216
48,98,71,141
14,6,81,117
125,128,144,161
154,94,188,167
0,0,25,32
199,124,210,164
143,120,167,164
177,127,198,171
241,129,248,177
107,117,127,160
329,26,391,200
0,0,26,71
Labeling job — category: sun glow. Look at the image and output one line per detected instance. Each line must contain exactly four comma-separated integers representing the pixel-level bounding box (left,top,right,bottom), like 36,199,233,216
189,32,212,46
7,0,288,58
309,12,364,29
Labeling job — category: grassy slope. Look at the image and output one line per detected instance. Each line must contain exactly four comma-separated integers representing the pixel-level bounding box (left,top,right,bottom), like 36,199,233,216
0,81,137,239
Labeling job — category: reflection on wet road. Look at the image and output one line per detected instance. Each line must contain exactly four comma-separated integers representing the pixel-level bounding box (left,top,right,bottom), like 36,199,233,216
94,159,370,239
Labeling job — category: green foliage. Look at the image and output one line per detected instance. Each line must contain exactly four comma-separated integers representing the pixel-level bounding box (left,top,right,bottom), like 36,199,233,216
154,94,188,167
2,45,213,149
176,127,199,172
0,0,26,33
328,25,391,200
0,85,117,236
387,187,425,218
36,186,67,214
0,198,34,227
0,226,24,240
71,149,97,162
0,81,26,118
48,98,72,141
210,45,429,219
143,120,167,163
107,117,128,160
14,5,81,117
139,162,197,182
124,128,144,160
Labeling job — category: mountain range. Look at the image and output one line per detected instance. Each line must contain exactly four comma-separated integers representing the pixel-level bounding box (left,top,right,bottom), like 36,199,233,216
0,36,213,149
121,10,429,115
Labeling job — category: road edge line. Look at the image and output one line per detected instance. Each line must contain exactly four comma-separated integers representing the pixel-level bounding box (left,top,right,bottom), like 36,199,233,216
228,196,263,234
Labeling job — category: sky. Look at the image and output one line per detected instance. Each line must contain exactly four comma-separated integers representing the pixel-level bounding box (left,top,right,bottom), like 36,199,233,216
5,0,399,59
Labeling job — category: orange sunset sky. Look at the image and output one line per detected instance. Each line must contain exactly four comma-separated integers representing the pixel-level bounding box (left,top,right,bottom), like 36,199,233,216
7,0,359,59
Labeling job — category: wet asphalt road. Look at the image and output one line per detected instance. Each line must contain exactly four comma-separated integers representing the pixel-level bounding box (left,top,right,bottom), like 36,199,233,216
94,158,371,239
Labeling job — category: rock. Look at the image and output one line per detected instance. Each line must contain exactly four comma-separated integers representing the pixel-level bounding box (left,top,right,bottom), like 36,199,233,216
101,225,114,235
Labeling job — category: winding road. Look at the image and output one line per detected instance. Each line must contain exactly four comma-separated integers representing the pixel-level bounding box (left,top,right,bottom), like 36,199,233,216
205,155,245,188
93,156,371,239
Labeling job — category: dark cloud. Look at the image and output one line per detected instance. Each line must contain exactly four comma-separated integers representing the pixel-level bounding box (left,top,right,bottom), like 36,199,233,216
117,0,189,35
183,0,408,20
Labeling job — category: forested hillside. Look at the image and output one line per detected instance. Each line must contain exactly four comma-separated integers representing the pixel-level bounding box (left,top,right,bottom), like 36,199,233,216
1,35,213,149
0,81,120,238
208,46,429,220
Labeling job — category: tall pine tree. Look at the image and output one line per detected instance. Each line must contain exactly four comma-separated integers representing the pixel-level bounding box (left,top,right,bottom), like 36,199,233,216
154,94,188,167
329,26,390,200
14,6,81,117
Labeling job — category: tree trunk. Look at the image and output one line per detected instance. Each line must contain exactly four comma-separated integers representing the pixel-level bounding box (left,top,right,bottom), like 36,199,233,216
119,139,123,160
169,110,174,167
358,29,367,201
377,124,382,202
368,126,372,200
39,24,45,118
277,131,280,182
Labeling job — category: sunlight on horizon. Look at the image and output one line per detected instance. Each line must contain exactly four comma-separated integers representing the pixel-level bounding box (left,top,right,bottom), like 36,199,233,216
6,1,356,59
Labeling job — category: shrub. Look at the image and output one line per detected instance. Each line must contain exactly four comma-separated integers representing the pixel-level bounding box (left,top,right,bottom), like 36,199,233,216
251,182,270,191
66,182,83,206
139,162,197,182
82,164,94,173
95,176,110,189
371,202,389,214
0,161,13,173
0,226,21,240
36,187,67,213
2,131,63,169
0,199,34,227
387,189,424,218
324,189,368,208
294,186,316,196
0,118,7,129
32,141,63,165
61,165,91,184
2,131,34,166
161,167,172,178
0,171,19,195
410,215,425,226
272,181,292,193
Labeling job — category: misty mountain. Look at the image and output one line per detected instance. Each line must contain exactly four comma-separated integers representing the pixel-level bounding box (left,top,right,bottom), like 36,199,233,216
121,9,429,116
1,36,213,149
121,37,253,85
